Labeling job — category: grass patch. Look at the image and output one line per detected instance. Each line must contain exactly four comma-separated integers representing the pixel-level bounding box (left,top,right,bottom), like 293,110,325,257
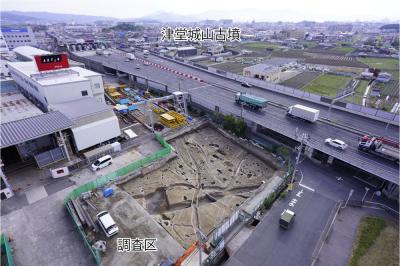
332,46,356,53
212,61,250,74
303,74,352,98
346,80,368,104
348,216,387,266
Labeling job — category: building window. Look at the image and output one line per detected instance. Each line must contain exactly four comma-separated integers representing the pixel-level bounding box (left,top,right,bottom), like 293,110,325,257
81,90,88,96
94,83,100,89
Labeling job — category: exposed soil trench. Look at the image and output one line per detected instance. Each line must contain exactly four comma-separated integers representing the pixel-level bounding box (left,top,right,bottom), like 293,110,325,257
120,127,280,248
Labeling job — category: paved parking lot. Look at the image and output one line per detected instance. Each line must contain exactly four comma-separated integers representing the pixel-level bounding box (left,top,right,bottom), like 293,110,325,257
226,182,336,266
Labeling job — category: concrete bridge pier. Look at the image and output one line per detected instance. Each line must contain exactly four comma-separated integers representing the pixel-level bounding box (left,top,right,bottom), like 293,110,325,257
382,182,399,200
305,146,314,159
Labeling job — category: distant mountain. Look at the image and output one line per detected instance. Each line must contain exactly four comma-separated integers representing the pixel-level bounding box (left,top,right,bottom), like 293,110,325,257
0,11,117,24
135,11,196,23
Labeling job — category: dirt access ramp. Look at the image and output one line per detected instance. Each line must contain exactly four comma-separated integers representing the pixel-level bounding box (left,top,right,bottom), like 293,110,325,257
120,126,282,248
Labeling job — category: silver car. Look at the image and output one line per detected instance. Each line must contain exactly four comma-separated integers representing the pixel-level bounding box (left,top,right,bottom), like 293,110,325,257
325,138,348,150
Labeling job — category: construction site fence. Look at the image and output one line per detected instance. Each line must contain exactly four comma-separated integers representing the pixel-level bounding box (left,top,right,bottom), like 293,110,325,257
64,134,173,266
1,234,15,266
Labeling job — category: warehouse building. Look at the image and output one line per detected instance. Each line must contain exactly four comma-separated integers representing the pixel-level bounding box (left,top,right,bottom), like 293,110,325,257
7,48,106,111
176,46,197,57
0,27,37,50
50,98,120,151
243,63,282,82
1,48,121,160
13,45,51,61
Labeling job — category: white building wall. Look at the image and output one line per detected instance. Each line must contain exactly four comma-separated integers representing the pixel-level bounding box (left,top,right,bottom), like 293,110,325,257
72,116,120,150
8,64,48,105
42,80,93,104
86,75,105,102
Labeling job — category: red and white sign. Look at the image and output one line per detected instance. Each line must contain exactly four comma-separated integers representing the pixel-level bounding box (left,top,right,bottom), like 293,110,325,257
34,54,69,72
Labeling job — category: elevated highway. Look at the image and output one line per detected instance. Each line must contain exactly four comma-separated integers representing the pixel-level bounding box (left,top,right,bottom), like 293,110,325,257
71,51,399,185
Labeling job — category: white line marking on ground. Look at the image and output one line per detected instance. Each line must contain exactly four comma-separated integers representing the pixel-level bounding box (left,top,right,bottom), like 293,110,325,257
299,183,315,192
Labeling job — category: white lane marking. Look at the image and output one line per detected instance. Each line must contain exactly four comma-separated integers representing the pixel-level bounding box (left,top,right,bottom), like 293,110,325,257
299,183,315,192
188,84,211,91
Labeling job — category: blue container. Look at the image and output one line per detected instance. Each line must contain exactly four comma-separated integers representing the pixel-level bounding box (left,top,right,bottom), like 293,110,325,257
119,98,130,105
128,105,138,111
103,188,114,198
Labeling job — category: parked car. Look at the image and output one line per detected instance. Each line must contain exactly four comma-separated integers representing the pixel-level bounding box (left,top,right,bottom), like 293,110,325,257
279,209,295,229
96,211,119,237
325,138,348,150
241,82,251,88
91,155,112,171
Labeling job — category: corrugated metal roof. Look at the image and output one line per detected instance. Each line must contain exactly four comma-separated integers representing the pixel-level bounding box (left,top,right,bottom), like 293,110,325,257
0,111,72,148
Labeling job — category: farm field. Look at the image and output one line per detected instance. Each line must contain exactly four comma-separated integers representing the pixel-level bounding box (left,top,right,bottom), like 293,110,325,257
211,61,252,74
279,71,321,89
331,46,356,53
303,73,352,98
241,42,282,50
358,57,399,80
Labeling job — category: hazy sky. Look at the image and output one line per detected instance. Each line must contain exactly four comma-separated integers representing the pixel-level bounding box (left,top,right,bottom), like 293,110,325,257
2,0,400,21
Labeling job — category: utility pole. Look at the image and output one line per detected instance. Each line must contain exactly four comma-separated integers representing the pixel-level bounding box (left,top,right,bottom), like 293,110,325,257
289,129,309,190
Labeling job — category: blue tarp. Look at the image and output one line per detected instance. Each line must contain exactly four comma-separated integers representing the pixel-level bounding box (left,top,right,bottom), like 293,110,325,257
128,105,138,111
119,98,130,105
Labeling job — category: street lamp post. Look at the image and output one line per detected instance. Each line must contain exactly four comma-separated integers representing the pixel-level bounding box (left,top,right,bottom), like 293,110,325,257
361,187,370,203
341,189,354,209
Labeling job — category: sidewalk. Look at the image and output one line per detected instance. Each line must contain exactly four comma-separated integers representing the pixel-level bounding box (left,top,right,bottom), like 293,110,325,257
316,206,397,266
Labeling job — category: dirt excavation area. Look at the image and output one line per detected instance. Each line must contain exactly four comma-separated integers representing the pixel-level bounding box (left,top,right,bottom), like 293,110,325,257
120,126,281,248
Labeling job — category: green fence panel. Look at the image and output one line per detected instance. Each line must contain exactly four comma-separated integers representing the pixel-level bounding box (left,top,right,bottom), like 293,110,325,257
1,234,15,266
65,202,101,265
64,135,173,265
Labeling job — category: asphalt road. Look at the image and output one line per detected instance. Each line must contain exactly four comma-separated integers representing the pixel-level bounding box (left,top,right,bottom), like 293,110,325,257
225,158,398,266
78,52,399,183
142,52,399,139
226,189,336,266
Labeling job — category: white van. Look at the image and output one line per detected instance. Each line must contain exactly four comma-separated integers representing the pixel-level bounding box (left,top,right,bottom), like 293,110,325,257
91,155,112,171
96,211,119,237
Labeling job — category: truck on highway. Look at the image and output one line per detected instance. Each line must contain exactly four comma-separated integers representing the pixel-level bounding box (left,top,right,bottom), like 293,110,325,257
235,92,268,110
286,104,319,123
125,53,136,60
358,135,399,163
143,50,149,57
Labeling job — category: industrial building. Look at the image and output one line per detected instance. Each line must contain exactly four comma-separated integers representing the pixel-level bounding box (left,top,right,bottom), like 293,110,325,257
176,46,197,57
243,63,282,82
0,27,37,50
1,47,121,196
7,46,106,110
0,32,9,53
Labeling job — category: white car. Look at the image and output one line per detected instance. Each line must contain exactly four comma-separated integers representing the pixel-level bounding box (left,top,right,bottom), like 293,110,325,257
325,138,348,150
96,211,119,237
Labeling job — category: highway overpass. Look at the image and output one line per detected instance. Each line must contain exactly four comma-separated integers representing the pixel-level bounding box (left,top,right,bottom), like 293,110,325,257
70,50,399,185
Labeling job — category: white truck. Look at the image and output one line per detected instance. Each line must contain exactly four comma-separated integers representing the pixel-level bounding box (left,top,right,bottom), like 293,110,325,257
287,104,319,123
126,53,136,60
143,50,149,57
